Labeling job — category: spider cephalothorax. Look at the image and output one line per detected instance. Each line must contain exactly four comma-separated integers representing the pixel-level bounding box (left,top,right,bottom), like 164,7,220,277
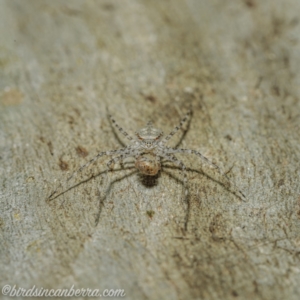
133,121,163,175
48,107,245,201
135,121,163,150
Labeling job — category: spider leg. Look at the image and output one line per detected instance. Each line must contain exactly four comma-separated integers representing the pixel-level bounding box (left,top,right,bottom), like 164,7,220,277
106,150,137,170
160,107,192,145
107,111,134,142
47,147,130,200
96,150,137,225
165,148,246,199
157,152,189,198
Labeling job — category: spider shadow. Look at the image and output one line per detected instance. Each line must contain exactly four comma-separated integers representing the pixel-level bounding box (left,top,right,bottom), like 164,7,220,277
165,160,245,201
95,166,138,225
160,167,191,231
95,165,164,224
47,165,137,225
47,168,110,202
47,163,243,231
47,162,164,227
138,172,161,188
162,163,245,231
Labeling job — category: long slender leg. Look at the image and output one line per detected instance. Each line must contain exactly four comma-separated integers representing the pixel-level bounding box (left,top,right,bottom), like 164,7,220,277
95,151,137,225
158,152,189,197
160,107,192,145
47,147,130,200
165,148,246,199
97,154,129,205
108,112,134,142
106,149,137,170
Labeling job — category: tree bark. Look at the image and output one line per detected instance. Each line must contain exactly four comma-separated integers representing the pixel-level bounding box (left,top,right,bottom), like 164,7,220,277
1,1,300,299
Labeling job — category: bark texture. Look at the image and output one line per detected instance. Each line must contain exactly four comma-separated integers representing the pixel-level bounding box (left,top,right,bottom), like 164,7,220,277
1,1,300,299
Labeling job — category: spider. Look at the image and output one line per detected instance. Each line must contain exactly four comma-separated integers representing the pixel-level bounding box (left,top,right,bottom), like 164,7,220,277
48,107,245,202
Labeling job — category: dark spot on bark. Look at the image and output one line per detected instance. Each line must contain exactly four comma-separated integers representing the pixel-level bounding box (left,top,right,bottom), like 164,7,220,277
47,141,54,155
39,136,46,143
225,134,232,141
271,85,280,96
76,145,88,158
244,0,256,8
68,115,75,125
146,210,155,219
277,179,284,187
59,159,69,171
144,95,156,103
39,136,54,155
102,3,114,11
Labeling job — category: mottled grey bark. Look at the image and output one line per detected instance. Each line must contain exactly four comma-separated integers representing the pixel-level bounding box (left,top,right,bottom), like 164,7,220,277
1,1,300,299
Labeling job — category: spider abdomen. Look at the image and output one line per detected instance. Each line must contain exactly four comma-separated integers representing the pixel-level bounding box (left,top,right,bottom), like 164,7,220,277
135,155,161,176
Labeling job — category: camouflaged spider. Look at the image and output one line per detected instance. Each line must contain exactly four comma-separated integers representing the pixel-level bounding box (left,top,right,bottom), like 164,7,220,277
48,107,245,201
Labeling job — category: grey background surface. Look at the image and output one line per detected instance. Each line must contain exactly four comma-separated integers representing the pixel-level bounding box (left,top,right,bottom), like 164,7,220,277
1,1,300,299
